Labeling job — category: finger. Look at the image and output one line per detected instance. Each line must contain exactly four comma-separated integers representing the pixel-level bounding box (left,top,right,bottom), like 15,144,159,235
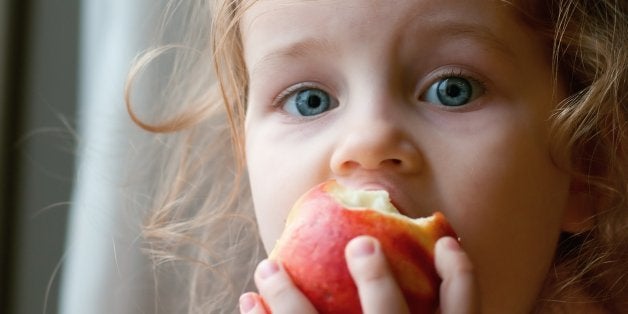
435,237,480,314
239,292,270,314
254,259,318,314
345,236,410,314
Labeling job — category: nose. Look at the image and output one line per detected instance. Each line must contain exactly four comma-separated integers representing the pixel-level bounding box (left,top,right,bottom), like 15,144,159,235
330,112,422,176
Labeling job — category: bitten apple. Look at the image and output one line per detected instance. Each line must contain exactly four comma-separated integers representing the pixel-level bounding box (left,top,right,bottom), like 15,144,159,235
269,180,457,314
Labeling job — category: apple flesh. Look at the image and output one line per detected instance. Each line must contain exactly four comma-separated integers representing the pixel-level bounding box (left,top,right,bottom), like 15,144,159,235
269,180,457,314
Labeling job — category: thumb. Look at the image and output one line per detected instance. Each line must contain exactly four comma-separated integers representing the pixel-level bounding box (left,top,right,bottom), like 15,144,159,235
435,237,480,314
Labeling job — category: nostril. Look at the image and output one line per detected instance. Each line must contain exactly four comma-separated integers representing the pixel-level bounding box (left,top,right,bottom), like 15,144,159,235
382,158,403,167
340,160,360,172
330,133,423,174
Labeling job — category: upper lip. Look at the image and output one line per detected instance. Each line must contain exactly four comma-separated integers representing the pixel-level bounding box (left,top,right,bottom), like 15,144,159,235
335,177,423,218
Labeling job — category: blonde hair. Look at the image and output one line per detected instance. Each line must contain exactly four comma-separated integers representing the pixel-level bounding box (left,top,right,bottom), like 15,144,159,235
125,1,258,312
125,0,627,312
516,0,628,311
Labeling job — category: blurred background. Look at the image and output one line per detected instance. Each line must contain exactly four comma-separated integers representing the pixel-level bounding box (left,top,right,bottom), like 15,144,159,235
1,1,177,313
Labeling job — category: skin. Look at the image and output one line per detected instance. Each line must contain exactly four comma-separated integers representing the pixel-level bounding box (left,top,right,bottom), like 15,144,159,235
241,0,581,312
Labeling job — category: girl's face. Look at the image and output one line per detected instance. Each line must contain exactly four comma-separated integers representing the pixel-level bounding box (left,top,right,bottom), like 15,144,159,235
243,0,572,311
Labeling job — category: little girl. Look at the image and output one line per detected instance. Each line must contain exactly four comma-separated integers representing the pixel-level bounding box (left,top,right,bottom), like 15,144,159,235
125,0,627,313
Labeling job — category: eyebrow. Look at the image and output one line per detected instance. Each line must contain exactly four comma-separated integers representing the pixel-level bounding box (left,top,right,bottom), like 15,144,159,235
250,37,336,78
249,21,516,78
432,21,516,60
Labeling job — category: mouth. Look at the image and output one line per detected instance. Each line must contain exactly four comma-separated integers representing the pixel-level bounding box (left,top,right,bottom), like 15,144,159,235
329,180,423,218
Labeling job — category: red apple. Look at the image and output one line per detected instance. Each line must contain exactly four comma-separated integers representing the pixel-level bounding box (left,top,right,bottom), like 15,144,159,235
269,180,457,314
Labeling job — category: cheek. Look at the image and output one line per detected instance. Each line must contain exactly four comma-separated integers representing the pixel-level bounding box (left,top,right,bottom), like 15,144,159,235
245,127,331,253
434,128,570,309
449,143,569,255
246,156,292,253
246,133,294,253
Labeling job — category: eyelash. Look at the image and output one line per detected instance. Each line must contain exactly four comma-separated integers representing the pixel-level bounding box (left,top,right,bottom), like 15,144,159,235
272,82,324,108
430,69,486,88
420,69,488,108
271,69,489,112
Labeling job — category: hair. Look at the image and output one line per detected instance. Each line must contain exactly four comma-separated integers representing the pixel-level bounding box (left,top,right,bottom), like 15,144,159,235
516,1,628,312
124,0,627,313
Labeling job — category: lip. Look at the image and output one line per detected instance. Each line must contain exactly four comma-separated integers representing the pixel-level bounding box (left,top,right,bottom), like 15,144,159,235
385,189,415,217
335,179,424,218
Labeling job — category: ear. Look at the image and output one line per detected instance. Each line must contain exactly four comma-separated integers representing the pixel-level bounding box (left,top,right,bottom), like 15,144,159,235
561,180,596,233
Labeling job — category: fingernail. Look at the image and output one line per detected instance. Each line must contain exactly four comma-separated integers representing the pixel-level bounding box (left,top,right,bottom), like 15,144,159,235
257,259,279,280
239,293,256,313
443,236,462,251
348,236,376,258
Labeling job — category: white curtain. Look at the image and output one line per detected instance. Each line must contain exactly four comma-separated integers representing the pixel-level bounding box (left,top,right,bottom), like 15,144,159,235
60,1,171,313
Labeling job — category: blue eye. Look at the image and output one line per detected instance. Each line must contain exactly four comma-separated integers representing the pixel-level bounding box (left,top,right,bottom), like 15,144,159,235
423,76,482,107
283,88,333,116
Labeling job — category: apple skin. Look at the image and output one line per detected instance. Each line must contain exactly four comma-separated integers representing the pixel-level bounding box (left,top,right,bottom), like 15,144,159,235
269,180,457,314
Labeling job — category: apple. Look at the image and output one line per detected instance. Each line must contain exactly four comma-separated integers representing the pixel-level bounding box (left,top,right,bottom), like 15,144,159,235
269,180,457,314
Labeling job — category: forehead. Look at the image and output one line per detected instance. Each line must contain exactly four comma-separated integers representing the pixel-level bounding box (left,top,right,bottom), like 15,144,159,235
240,0,535,66
241,0,509,39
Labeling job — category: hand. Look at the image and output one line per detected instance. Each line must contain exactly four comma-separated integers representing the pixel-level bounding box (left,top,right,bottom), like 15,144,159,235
344,236,480,314
434,236,480,314
238,235,407,314
239,236,479,314
344,236,411,313
239,259,317,314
